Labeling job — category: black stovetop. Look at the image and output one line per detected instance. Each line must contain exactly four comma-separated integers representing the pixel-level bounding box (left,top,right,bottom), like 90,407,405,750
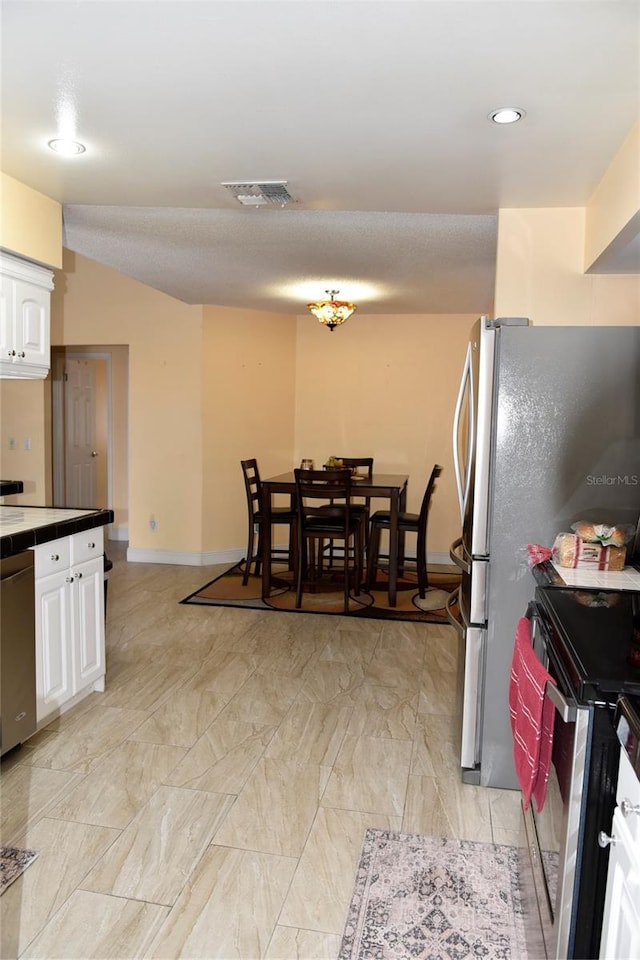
535,585,640,701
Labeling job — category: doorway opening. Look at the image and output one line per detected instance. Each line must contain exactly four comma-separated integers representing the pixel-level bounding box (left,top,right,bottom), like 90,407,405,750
52,352,109,509
51,346,129,541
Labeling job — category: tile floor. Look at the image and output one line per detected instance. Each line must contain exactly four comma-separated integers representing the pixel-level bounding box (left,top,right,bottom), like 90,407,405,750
1,543,522,959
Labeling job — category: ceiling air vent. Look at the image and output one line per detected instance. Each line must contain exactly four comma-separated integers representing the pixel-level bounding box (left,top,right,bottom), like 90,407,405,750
221,181,296,207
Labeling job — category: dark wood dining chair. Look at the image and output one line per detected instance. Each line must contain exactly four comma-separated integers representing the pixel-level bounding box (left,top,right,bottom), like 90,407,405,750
366,464,442,598
321,457,374,567
240,459,297,586
294,468,366,613
336,457,374,476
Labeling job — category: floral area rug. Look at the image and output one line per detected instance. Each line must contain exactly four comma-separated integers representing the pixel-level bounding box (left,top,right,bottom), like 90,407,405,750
0,846,38,895
339,829,528,960
181,562,460,624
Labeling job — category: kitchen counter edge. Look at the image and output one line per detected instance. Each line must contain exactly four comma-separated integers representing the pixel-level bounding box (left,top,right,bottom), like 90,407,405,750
1,508,114,559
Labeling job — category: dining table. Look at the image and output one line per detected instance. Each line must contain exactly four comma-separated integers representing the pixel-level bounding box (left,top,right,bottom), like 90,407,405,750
261,471,409,606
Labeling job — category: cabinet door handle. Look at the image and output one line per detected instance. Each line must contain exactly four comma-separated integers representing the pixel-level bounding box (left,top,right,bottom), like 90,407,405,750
18,351,25,358
620,799,640,817
74,571,83,580
87,542,95,549
65,575,74,583
598,830,617,848
50,553,60,561
8,349,16,357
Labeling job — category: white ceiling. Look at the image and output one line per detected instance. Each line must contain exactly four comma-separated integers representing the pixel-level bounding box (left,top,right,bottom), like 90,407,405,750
1,1,638,315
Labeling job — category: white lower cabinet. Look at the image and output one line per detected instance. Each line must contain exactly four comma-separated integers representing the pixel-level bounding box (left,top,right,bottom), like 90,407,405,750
33,529,105,724
73,555,105,691
35,567,73,716
600,747,640,959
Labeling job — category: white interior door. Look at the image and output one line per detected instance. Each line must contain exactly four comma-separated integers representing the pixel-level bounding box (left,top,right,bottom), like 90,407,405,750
65,359,98,508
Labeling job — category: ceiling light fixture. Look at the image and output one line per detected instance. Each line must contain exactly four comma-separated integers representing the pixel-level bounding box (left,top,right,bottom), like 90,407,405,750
488,107,525,125
47,138,86,155
307,290,357,332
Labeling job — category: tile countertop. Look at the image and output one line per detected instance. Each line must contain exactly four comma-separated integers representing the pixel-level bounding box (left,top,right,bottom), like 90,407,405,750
550,561,640,591
0,505,114,559
533,558,640,591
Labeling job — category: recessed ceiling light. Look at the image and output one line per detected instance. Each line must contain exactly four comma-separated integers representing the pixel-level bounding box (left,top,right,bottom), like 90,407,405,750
47,138,86,156
488,108,525,125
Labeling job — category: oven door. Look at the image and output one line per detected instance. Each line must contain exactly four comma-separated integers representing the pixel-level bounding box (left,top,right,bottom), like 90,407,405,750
524,606,592,960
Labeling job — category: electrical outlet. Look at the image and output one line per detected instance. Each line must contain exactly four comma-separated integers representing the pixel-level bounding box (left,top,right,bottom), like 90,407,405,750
149,515,157,531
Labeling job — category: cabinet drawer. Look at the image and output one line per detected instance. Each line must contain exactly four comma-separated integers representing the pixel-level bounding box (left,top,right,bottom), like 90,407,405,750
617,748,640,847
32,537,70,578
70,528,104,565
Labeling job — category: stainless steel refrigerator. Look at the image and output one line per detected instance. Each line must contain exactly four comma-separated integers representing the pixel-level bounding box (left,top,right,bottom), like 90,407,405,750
447,316,640,789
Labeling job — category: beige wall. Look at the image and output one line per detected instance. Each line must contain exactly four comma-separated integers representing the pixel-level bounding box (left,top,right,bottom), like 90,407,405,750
109,345,129,534
201,306,296,552
0,378,50,504
585,122,640,270
294,312,476,555
53,251,204,553
0,172,62,268
494,207,640,325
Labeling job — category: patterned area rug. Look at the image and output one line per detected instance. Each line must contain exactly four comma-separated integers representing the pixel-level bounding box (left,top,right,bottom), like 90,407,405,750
0,847,38,895
339,830,528,960
181,562,460,624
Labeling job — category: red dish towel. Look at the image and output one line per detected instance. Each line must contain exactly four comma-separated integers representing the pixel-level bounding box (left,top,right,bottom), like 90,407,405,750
509,617,556,812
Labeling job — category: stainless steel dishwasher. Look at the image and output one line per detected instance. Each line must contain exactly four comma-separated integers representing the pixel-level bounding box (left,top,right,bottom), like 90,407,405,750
1,550,37,755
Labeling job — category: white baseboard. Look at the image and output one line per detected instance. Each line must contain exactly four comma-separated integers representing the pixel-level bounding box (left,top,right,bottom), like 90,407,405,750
124,546,456,567
126,546,245,566
428,550,455,566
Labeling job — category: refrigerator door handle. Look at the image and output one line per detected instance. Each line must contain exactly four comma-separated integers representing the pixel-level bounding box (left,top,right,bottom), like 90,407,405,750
446,586,464,636
449,536,470,574
446,587,482,772
461,625,484,771
452,342,474,524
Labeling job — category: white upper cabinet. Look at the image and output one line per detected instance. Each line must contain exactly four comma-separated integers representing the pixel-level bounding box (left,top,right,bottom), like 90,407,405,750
0,251,54,379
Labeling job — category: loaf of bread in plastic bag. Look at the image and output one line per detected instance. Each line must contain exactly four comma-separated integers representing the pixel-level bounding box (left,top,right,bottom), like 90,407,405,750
570,521,628,547
553,532,626,570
